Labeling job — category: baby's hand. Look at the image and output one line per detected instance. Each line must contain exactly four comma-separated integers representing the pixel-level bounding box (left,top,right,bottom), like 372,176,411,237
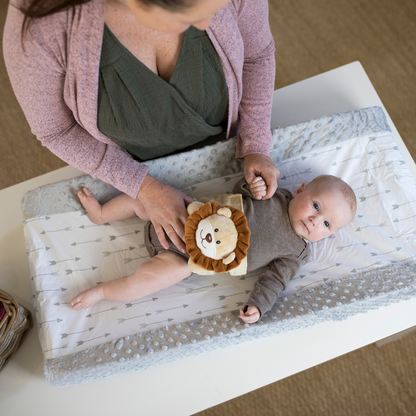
249,177,267,200
239,305,261,324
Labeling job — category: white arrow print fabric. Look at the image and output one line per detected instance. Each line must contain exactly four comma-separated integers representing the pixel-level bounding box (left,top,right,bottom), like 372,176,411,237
24,131,416,360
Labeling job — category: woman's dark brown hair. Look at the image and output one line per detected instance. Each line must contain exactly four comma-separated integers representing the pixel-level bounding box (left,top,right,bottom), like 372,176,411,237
21,0,90,36
20,0,196,35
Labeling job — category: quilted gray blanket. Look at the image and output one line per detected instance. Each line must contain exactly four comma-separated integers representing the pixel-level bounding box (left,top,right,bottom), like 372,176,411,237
22,107,416,387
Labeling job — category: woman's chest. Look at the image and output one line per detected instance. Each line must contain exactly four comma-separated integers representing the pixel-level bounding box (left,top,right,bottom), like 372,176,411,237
104,2,183,82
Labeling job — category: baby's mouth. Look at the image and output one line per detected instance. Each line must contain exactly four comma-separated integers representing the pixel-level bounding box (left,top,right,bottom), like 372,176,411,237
301,221,309,233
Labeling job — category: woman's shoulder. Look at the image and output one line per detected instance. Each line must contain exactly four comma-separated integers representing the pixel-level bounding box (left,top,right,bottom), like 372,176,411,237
225,0,269,16
4,0,105,67
6,0,104,41
211,0,269,33
212,0,271,36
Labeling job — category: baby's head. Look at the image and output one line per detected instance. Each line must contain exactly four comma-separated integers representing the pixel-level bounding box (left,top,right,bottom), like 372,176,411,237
288,175,356,242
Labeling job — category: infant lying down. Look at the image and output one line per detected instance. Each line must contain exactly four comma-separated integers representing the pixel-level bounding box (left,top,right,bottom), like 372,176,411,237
71,175,356,324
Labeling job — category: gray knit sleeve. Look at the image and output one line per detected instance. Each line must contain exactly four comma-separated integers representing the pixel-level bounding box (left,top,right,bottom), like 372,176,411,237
245,254,307,319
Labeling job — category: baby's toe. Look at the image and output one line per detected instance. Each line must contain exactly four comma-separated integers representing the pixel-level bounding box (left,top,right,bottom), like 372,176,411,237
71,297,81,309
72,302,83,311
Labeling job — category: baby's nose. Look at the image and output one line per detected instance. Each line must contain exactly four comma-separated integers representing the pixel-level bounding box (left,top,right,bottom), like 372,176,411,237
205,233,212,243
309,215,319,226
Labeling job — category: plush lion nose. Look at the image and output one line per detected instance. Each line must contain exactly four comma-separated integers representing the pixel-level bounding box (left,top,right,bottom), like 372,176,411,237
205,233,212,243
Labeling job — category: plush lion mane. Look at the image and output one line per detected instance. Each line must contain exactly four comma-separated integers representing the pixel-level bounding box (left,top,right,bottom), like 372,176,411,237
185,202,250,273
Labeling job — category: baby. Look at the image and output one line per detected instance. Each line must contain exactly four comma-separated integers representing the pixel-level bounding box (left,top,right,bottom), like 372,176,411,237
71,175,356,324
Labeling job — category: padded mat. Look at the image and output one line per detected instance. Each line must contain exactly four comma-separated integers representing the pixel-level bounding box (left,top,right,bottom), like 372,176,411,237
21,107,416,386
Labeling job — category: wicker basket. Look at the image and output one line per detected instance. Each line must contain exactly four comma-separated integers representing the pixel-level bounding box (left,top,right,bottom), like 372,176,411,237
0,289,33,372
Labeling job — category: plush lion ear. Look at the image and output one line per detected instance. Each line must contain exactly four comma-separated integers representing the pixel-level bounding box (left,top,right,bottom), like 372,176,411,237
222,252,235,265
187,201,204,215
217,207,232,218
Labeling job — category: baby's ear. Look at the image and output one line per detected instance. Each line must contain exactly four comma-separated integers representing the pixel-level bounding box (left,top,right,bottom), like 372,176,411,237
292,182,307,197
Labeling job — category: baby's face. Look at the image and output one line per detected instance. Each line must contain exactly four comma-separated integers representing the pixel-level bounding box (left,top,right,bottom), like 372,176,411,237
288,182,353,242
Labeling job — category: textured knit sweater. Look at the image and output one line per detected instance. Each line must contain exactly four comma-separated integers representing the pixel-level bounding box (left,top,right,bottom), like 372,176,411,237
3,0,276,198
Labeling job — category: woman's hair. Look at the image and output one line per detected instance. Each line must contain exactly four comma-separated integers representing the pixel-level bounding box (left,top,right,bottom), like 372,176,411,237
20,0,195,35
135,0,194,10
21,0,89,35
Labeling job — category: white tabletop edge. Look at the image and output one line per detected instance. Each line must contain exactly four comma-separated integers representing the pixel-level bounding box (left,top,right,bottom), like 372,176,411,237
1,62,415,416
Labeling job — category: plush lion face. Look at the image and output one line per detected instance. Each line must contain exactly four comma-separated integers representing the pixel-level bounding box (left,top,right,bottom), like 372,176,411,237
195,210,238,262
185,202,250,273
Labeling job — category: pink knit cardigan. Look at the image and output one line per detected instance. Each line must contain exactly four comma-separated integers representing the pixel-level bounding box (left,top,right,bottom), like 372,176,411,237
3,0,275,198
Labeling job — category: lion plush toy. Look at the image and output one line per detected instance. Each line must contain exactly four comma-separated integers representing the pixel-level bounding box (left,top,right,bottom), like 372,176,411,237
185,200,250,276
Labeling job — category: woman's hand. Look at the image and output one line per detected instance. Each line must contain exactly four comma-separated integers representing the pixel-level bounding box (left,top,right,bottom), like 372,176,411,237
137,175,194,252
243,153,280,200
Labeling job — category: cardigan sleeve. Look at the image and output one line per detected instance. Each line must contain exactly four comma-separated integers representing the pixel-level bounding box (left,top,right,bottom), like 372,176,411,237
234,0,276,158
2,4,148,198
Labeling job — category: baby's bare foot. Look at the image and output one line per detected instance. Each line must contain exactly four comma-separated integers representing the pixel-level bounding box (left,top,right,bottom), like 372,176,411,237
78,187,104,224
71,286,104,310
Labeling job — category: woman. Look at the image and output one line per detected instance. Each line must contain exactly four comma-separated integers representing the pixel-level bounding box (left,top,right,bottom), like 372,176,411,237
3,0,280,253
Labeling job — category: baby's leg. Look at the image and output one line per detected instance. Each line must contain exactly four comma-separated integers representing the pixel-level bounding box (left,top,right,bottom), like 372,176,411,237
78,188,149,224
71,252,191,310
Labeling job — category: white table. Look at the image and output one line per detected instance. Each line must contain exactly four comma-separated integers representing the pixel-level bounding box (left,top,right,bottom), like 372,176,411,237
1,62,415,416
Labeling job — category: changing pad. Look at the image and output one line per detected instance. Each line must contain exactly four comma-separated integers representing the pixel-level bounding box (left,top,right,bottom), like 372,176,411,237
22,107,416,386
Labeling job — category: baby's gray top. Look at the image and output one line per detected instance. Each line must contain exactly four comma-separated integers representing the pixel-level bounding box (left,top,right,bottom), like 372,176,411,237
235,179,311,317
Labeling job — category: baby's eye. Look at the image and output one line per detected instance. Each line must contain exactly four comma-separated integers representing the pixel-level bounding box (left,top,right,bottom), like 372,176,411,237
324,221,330,228
214,228,219,232
313,203,319,211
216,240,221,244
